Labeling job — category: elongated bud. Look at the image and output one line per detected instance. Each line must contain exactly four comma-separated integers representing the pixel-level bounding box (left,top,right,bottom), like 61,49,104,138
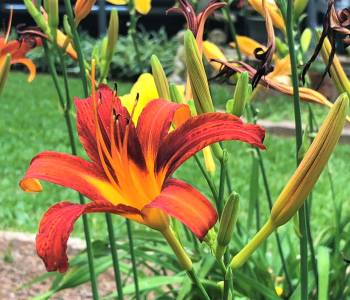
74,0,95,25
45,0,59,33
184,30,214,114
229,72,251,117
24,0,51,36
300,28,312,53
271,94,348,226
151,55,170,100
106,9,118,62
319,32,350,96
63,15,73,39
170,84,183,104
231,94,348,270
184,30,223,160
216,193,240,259
294,0,309,18
0,54,11,96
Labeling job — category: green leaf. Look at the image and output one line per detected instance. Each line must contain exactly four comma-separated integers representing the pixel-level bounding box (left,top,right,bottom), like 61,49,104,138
318,246,330,300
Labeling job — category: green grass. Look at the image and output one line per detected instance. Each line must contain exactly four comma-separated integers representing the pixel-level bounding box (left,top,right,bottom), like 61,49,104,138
0,72,349,243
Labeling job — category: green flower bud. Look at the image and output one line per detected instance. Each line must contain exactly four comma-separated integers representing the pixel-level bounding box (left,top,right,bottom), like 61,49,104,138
151,55,170,100
294,0,309,18
24,0,51,36
184,30,214,114
169,84,183,104
63,15,73,39
216,192,240,259
45,0,59,33
300,28,312,53
230,72,251,117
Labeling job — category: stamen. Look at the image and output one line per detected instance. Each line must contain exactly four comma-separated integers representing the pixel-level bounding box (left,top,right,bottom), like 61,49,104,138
91,59,119,189
5,6,13,43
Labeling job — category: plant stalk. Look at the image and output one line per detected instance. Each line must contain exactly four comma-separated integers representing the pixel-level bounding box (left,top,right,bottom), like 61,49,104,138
285,0,308,298
126,220,140,300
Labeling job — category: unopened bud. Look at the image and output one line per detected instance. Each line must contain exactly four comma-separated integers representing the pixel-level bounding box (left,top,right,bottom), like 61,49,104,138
216,193,240,259
24,0,50,35
170,84,183,104
151,55,170,100
0,54,11,96
294,0,309,18
300,28,312,53
74,0,95,25
228,72,251,117
184,30,214,114
271,94,348,226
45,0,59,33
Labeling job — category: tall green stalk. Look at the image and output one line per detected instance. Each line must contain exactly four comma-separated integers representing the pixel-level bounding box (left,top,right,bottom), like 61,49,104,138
222,6,242,60
127,2,143,71
285,0,308,298
62,2,126,298
126,220,140,300
43,43,99,300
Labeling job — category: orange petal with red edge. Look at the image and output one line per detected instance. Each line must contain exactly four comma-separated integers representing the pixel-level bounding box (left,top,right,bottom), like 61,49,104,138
146,179,217,240
37,200,141,272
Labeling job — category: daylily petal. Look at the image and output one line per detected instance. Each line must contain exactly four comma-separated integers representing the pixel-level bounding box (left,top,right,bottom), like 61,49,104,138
134,0,152,14
156,113,265,177
37,200,141,272
230,35,267,58
136,99,190,161
203,40,227,71
120,73,159,124
146,179,217,240
11,58,36,82
75,85,146,170
20,151,128,206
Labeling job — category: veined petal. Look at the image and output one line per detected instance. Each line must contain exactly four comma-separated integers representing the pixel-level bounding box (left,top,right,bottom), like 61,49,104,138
156,113,265,177
11,58,36,82
37,200,141,272
136,99,190,161
20,151,127,205
146,179,217,240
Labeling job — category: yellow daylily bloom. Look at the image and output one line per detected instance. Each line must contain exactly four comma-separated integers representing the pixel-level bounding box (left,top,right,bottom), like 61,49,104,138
248,0,286,33
202,40,226,71
230,35,267,58
108,0,152,15
120,73,159,123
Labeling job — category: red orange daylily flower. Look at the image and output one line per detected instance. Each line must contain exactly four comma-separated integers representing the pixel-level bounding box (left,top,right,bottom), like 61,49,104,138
0,10,41,82
20,80,265,273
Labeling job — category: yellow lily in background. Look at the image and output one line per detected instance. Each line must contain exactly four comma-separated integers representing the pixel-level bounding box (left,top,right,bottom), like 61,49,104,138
248,0,286,33
108,0,152,15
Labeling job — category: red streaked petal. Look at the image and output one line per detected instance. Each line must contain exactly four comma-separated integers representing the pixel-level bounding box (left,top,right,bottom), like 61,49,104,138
156,113,265,177
136,99,190,159
20,151,123,204
37,201,141,272
146,179,217,240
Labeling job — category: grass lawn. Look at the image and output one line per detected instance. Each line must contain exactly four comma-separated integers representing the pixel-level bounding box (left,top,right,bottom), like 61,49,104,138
1,72,349,242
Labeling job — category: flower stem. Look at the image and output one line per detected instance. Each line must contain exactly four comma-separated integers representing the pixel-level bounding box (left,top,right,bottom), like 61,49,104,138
230,219,274,270
222,6,242,60
105,214,124,300
285,0,308,298
43,42,99,300
126,220,140,300
127,2,142,72
218,150,228,215
162,227,211,300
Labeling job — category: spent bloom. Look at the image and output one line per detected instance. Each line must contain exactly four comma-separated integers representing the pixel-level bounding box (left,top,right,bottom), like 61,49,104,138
20,65,265,273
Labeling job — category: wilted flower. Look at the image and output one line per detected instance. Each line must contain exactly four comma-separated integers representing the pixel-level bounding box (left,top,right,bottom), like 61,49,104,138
302,0,350,84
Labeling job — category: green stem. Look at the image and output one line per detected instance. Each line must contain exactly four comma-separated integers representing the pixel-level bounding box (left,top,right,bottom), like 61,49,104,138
218,151,228,215
127,2,142,71
105,214,124,300
126,220,140,300
194,155,219,201
285,0,308,298
162,227,211,300
63,0,89,97
222,6,242,60
230,219,275,269
43,43,99,300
